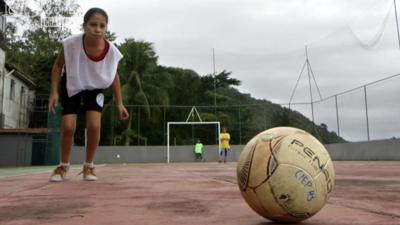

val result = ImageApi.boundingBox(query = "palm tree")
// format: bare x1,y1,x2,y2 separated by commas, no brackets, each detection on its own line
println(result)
115,39,170,145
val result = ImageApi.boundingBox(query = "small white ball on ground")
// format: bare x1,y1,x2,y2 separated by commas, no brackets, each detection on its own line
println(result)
116,154,120,158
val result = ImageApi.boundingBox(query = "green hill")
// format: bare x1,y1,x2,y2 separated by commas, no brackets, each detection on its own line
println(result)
99,63,345,146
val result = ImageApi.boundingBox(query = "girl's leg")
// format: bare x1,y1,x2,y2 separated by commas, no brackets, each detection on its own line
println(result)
218,150,223,163
60,114,77,163
85,110,102,163
50,114,77,182
223,150,228,163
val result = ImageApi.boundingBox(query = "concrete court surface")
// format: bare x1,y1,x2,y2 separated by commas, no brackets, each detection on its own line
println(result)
0,161,399,225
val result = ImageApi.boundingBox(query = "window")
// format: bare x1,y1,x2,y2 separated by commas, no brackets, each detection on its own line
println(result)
10,79,15,101
20,86,25,104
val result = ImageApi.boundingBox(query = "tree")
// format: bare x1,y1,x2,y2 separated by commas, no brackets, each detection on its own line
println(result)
200,70,241,89
2,1,80,130
114,39,170,145
271,108,292,127
4,0,79,93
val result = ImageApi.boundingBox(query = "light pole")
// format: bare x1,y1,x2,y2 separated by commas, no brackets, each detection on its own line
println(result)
394,0,400,48
213,48,216,115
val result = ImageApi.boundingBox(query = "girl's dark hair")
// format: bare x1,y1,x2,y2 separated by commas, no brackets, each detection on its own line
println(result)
83,8,108,25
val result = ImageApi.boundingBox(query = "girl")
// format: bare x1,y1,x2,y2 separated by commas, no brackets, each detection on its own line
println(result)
219,127,230,163
48,8,129,182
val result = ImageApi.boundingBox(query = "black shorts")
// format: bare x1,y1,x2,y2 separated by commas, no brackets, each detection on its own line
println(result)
60,75,105,115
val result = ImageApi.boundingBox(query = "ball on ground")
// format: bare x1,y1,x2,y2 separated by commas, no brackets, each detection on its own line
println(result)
237,127,335,222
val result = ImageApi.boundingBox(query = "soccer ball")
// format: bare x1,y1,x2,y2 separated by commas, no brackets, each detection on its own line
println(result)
237,127,335,222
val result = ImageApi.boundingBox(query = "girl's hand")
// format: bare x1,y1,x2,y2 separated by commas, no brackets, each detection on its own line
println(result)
117,104,129,120
48,93,59,113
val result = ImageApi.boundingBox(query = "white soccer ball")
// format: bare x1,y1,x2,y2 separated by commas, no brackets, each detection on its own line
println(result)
237,127,335,222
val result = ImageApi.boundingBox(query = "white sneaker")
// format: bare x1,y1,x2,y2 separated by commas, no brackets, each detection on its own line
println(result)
50,166,68,182
80,165,97,181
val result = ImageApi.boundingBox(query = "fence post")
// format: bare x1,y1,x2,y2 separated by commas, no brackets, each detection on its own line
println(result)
137,106,140,145
363,86,370,141
238,105,242,145
163,106,166,145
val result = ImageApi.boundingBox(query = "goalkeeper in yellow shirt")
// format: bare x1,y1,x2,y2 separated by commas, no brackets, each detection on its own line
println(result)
219,127,230,163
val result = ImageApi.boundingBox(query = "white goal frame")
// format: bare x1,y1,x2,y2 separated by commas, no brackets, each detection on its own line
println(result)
167,121,221,163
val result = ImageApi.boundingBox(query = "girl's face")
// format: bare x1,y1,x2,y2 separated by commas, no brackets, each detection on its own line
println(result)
83,13,107,39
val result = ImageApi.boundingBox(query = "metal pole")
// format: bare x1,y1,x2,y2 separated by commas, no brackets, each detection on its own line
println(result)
289,60,307,106
191,123,194,145
305,46,315,123
217,122,221,154
334,95,340,137
363,86,370,141
394,0,400,48
137,106,140,145
167,122,170,163
213,48,216,115
213,49,218,146
238,106,242,145
163,106,166,145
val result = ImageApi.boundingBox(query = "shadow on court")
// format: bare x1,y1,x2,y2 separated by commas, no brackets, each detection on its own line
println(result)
0,161,399,225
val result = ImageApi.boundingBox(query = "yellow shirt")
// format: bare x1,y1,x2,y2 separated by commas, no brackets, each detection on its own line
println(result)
220,132,230,149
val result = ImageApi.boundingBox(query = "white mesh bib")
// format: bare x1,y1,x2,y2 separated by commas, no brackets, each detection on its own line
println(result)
63,33,123,97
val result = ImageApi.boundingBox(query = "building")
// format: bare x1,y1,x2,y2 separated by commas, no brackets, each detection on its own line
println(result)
0,0,10,32
0,0,35,128
0,0,46,167
0,61,36,128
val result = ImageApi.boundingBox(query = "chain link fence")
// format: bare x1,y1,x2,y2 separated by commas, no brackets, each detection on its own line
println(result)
29,73,400,146
286,73,400,142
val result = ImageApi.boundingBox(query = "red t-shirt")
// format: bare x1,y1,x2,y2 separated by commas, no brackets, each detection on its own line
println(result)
63,39,110,72
84,39,110,62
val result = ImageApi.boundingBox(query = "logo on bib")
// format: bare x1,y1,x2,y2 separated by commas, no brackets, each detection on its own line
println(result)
96,93,104,107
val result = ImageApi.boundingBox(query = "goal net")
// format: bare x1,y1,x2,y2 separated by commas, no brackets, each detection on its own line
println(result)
166,121,221,163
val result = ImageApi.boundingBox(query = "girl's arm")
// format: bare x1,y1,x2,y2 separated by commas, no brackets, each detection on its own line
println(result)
111,73,123,106
111,73,129,120
48,47,65,113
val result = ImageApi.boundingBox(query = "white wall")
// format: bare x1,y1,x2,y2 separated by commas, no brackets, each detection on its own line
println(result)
0,48,5,127
66,139,400,164
1,69,32,128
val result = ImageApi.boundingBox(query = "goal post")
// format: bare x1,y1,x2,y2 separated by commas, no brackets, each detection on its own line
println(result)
167,121,221,163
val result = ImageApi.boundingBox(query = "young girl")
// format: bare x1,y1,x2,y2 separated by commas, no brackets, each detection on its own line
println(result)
219,127,230,163
48,8,129,182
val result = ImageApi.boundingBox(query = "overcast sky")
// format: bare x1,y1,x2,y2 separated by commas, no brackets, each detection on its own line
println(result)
68,0,400,140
